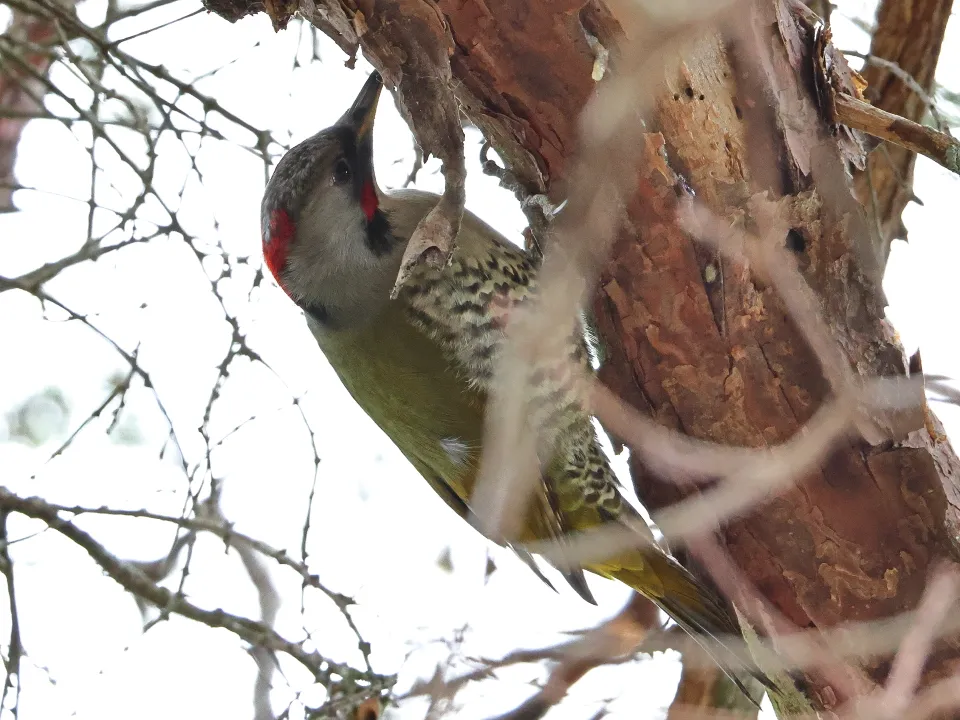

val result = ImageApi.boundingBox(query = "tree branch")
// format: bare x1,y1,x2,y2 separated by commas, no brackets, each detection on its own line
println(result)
835,93,959,176
0,487,393,695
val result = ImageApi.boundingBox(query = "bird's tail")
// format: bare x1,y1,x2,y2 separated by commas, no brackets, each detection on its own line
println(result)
610,552,774,700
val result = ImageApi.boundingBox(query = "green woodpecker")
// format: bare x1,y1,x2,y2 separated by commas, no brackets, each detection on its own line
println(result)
261,71,765,688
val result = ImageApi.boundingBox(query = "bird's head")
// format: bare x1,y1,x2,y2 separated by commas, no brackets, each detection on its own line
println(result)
260,71,402,328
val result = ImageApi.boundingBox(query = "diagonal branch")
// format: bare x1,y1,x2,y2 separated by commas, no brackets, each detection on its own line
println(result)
835,93,959,176
0,487,391,693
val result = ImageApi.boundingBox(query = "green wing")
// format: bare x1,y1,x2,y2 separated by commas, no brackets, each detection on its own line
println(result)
310,191,598,599
313,297,486,519
314,191,769,685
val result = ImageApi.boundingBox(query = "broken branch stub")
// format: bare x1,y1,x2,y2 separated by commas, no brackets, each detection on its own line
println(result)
393,170,465,295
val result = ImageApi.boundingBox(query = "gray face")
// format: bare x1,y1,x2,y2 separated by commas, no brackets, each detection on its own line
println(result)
261,124,403,331
261,69,384,257
260,129,350,243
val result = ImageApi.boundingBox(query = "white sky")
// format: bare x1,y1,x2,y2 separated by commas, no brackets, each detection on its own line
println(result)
0,2,958,719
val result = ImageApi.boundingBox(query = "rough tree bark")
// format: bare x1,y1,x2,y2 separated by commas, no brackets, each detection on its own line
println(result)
204,0,959,713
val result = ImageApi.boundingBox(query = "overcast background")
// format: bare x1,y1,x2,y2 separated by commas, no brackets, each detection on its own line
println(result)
0,2,958,718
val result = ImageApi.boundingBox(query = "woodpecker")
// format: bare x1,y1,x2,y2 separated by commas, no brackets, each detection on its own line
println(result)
261,70,768,692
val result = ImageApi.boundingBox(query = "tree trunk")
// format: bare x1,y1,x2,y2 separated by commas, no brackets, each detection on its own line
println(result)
0,5,68,212
205,0,960,712
853,0,952,261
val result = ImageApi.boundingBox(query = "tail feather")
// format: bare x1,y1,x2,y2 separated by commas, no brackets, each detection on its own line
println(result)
610,556,774,700
512,546,598,605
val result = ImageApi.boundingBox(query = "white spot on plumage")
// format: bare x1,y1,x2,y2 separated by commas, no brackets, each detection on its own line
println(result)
440,437,471,467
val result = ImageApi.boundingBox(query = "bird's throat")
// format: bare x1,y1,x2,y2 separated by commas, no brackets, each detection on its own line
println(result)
364,205,396,258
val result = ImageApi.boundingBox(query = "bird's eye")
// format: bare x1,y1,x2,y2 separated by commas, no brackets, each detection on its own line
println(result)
333,158,351,185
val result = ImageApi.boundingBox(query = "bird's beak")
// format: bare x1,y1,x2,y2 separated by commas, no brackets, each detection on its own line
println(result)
340,70,383,143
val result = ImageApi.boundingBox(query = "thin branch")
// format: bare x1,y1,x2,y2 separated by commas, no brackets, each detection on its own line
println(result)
835,93,959,175
0,512,23,720
478,595,660,720
0,487,391,692
841,50,946,131
406,595,660,714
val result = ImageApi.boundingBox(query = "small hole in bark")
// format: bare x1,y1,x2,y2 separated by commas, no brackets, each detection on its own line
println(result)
354,698,380,720
698,94,705,101
786,228,806,253
674,93,681,101
734,104,743,120
684,87,694,98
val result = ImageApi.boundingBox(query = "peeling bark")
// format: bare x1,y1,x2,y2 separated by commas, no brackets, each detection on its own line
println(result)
204,0,960,711
592,2,960,705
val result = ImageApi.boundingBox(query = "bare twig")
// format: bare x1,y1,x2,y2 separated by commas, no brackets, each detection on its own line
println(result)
0,487,391,695
0,511,24,720
834,93,960,175
406,595,660,716
841,50,946,131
